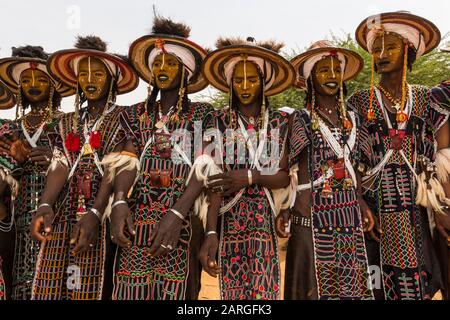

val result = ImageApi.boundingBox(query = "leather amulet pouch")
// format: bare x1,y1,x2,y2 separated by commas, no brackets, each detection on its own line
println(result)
78,172,93,199
154,133,172,159
150,169,160,187
159,169,172,188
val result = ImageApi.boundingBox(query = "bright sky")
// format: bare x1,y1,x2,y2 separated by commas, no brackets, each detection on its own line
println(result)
1,0,449,119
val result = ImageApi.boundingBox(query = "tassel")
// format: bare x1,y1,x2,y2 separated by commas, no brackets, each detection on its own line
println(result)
435,148,450,183
367,55,376,121
100,152,140,184
185,154,223,227
0,167,19,199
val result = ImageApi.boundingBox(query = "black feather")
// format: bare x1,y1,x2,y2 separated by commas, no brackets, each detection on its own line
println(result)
11,45,49,59
75,35,108,52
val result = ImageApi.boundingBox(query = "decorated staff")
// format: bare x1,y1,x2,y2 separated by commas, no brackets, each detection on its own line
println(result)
349,11,449,300
0,46,73,300
30,36,138,300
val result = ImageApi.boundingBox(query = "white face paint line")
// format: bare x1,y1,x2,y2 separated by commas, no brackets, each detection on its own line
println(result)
88,57,91,83
243,60,247,90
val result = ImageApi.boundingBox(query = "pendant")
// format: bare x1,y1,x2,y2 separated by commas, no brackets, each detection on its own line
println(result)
343,178,353,189
321,179,333,199
82,143,94,156
366,109,375,121
393,103,401,111
139,112,149,123
396,111,408,123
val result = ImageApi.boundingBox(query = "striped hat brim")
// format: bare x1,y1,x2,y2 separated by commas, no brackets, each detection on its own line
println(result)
290,47,364,89
129,34,208,94
202,45,295,96
47,49,139,95
0,57,75,97
356,11,441,55
0,80,16,110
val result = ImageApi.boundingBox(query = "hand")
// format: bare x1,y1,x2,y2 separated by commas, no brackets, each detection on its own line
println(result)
0,132,17,154
208,169,251,196
110,202,135,248
70,212,100,254
9,138,31,164
358,199,382,242
29,146,52,166
435,210,450,247
199,233,220,277
147,210,183,257
275,209,291,238
30,205,54,242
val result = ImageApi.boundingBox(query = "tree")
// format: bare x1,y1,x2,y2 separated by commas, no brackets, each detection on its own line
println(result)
203,33,450,110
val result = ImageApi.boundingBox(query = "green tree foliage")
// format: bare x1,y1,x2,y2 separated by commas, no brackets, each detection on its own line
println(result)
203,33,450,110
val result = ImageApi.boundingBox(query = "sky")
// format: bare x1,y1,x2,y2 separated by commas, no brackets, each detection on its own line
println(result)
1,0,449,119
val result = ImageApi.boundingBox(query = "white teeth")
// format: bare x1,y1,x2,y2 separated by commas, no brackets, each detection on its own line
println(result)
325,83,337,88
158,76,168,81
242,94,251,98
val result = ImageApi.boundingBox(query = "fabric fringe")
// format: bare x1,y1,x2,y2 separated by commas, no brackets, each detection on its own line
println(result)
0,167,19,199
100,152,140,184
435,148,450,183
186,154,223,228
416,171,450,215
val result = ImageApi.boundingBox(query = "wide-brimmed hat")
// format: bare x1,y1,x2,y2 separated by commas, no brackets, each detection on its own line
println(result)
47,36,139,95
0,80,15,110
290,40,364,89
355,11,441,58
129,16,207,93
0,46,75,97
202,37,295,96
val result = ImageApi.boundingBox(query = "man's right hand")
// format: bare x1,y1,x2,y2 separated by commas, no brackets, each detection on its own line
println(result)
110,202,135,248
31,205,54,242
275,209,291,238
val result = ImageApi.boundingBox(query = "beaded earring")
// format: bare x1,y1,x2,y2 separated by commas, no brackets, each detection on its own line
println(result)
367,55,376,122
396,43,409,123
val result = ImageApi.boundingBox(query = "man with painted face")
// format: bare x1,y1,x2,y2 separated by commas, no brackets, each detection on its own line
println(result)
29,36,138,300
108,15,213,300
275,40,374,300
349,12,449,300
0,46,73,300
199,37,294,300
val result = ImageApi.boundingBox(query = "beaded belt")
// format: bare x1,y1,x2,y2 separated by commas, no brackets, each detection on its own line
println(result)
290,214,311,227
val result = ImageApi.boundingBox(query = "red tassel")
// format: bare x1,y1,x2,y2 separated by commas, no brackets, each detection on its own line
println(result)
89,131,102,149
65,133,80,152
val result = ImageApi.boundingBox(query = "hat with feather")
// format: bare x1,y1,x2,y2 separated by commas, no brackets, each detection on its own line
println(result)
202,37,295,96
0,45,75,104
129,14,208,93
0,79,15,110
47,35,139,95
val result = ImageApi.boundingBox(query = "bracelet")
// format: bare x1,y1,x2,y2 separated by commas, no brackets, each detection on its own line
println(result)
170,208,185,220
89,208,102,221
247,169,253,185
38,203,51,209
205,231,218,237
111,200,128,210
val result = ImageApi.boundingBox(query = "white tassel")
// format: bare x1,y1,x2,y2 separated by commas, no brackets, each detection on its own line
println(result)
101,152,140,184
415,172,428,207
416,170,450,215
270,165,298,216
435,148,450,183
186,154,222,228
0,167,19,199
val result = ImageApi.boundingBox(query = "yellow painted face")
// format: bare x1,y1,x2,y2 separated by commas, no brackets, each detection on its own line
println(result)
232,61,261,106
77,57,111,101
372,33,405,74
20,69,51,103
152,53,181,90
312,56,342,96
